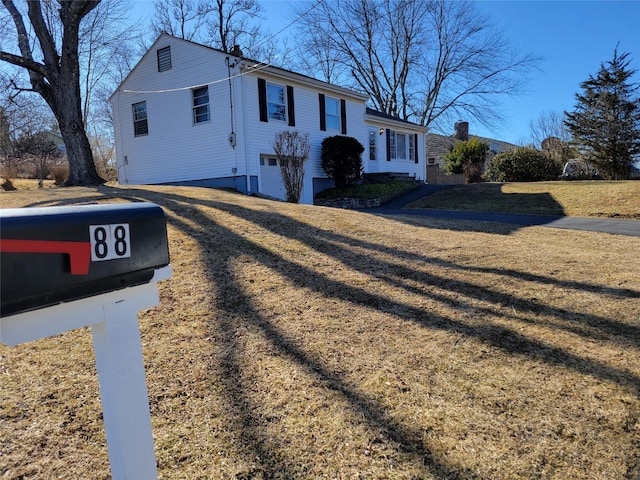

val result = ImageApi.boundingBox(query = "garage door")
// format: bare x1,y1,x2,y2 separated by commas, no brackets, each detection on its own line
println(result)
260,156,286,201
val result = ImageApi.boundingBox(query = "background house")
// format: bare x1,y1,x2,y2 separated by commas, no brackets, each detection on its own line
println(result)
110,34,427,204
426,121,516,184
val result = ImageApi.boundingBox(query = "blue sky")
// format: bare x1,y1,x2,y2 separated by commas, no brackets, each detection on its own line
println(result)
133,0,640,145
471,0,640,144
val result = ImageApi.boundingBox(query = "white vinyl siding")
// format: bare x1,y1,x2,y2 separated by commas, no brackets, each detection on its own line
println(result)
113,34,422,202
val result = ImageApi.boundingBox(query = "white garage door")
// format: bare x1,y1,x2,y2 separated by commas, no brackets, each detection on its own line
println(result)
260,156,286,201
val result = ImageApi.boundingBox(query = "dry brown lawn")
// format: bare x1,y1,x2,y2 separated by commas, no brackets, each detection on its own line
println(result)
1,184,639,479
409,181,640,219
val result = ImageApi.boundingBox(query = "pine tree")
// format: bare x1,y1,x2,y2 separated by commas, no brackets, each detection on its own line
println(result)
565,49,640,179
442,137,489,183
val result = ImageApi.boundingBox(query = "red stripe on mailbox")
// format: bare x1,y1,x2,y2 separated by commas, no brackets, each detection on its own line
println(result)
0,239,92,275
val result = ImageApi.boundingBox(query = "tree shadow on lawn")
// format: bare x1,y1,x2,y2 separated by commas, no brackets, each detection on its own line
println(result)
366,185,567,235
155,190,640,477
406,185,566,216
24,187,640,477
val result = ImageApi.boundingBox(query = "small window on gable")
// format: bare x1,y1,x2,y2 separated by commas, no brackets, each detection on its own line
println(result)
325,97,340,131
192,86,210,124
157,46,172,72
132,101,148,136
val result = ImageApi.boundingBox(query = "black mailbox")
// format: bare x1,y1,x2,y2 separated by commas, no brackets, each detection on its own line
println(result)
1,203,170,317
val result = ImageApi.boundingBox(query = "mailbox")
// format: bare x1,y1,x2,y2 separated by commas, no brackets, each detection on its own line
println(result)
1,203,170,317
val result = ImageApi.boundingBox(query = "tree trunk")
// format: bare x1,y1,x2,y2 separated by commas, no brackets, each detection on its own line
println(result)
53,74,105,186
1,0,105,186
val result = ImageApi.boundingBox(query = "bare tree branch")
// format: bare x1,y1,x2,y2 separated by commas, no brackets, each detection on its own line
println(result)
294,0,540,131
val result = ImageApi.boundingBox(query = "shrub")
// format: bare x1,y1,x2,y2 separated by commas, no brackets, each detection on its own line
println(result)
484,147,563,182
1,177,16,191
49,165,69,185
442,137,489,183
320,136,364,189
273,130,311,203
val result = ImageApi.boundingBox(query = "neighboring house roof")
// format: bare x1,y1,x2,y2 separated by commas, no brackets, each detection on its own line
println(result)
45,131,65,151
426,122,517,163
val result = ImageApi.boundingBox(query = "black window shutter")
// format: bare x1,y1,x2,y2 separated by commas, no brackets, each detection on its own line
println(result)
386,129,391,161
258,78,268,122
319,93,326,131
340,99,347,134
414,133,419,163
287,86,295,127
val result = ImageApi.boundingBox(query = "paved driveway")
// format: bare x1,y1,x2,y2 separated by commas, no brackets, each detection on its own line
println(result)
365,184,640,237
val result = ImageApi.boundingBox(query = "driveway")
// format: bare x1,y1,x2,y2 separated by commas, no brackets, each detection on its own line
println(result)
365,184,640,237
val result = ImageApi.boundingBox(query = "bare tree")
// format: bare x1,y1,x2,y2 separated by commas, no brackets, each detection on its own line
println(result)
273,130,310,203
151,0,284,63
152,0,209,42
0,0,104,185
295,0,539,131
527,111,571,148
78,0,141,127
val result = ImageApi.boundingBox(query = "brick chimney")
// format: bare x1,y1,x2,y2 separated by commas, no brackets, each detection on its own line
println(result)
454,121,469,141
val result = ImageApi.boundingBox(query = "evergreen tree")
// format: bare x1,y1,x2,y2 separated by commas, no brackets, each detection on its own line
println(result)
565,49,640,179
442,137,489,183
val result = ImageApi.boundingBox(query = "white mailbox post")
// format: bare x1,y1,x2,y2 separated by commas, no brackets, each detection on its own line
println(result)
0,203,172,480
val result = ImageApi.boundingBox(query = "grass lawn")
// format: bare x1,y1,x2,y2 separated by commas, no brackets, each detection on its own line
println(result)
1,184,639,479
409,181,640,219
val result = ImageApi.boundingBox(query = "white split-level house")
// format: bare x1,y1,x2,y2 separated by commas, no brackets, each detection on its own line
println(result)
110,34,427,204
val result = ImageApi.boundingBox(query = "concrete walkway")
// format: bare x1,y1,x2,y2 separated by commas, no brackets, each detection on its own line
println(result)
365,184,640,237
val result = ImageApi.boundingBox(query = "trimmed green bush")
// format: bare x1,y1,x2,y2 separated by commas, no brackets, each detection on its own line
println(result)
320,136,364,189
484,146,563,182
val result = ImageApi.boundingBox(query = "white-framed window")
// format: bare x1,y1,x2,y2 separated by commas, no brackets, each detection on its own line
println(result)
157,46,172,72
260,156,277,166
325,96,340,131
409,134,416,162
192,86,210,124
390,130,407,160
132,101,148,136
267,82,286,122
369,129,377,160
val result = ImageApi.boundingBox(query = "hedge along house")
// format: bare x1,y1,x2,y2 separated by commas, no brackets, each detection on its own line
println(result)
110,34,427,204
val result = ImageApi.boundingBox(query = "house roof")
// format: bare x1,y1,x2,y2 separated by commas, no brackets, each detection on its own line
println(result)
426,131,517,159
365,107,427,132
111,33,369,102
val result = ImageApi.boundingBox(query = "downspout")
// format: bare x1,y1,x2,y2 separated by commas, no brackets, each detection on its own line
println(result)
238,62,251,194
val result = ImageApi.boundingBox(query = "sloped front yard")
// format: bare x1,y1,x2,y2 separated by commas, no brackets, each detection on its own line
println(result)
1,185,639,479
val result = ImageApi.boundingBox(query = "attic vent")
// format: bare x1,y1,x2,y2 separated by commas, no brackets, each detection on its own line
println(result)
157,46,172,72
